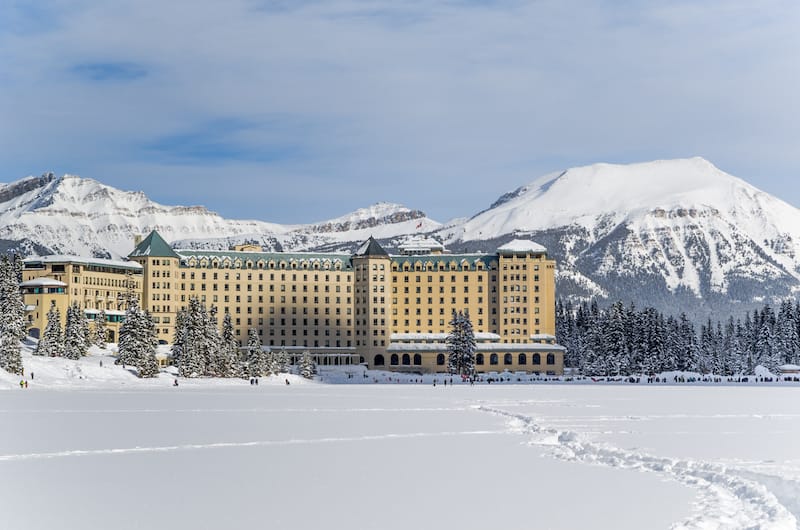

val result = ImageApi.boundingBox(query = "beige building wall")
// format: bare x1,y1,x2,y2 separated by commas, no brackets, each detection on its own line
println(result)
21,257,143,341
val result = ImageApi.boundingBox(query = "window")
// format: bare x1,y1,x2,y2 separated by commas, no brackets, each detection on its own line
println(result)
518,353,527,365
413,354,422,365
476,353,484,365
546,353,555,365
504,353,513,365
436,353,445,365
490,354,498,365
402,354,410,366
374,354,385,366
390,354,399,366
533,353,541,364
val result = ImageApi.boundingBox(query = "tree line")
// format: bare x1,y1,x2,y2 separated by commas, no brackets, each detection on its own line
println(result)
556,299,800,376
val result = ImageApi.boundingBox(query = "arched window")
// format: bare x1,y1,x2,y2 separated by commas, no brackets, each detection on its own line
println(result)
504,353,513,365
532,353,541,364
390,354,399,366
436,353,445,365
476,353,484,365
490,353,498,365
402,354,411,365
518,353,527,365
546,353,555,365
413,354,422,365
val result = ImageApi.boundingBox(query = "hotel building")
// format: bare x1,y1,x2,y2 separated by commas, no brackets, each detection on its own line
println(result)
21,232,565,374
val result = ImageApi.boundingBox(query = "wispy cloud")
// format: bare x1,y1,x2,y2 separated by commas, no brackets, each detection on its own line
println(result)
70,61,148,81
141,117,304,165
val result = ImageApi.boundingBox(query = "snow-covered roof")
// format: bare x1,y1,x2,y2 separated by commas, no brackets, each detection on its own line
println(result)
25,255,142,270
531,333,556,341
24,305,36,311
398,236,445,254
19,278,67,288
778,364,800,372
498,239,547,254
390,332,501,342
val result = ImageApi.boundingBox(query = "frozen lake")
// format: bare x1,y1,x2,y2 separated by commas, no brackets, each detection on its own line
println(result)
1,384,799,529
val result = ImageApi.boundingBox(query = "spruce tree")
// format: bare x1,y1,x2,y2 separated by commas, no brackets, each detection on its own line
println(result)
64,304,83,360
298,350,317,379
94,310,108,349
36,302,64,357
274,347,290,374
247,328,269,377
447,310,476,376
0,255,25,374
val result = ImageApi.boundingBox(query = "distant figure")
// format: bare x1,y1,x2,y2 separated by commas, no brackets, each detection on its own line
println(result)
173,379,179,387
24,381,28,388
285,378,290,386
30,371,34,380
255,378,259,385
99,360,103,368
19,380,24,389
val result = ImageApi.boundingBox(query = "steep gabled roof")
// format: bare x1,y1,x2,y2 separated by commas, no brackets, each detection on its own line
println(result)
129,231,180,259
353,236,389,258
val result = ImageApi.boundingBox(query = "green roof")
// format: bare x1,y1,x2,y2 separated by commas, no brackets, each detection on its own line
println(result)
129,231,180,259
353,237,389,257
176,249,354,270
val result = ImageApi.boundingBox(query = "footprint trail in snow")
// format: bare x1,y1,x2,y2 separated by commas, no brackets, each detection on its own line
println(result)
476,404,797,530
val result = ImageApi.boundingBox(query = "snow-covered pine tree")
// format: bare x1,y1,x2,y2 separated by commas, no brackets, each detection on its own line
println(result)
171,308,187,368
246,328,269,377
178,298,206,377
63,303,83,360
94,310,108,349
298,350,317,379
136,309,160,378
274,347,290,374
117,302,147,367
446,310,476,376
214,312,240,378
447,310,462,374
0,255,25,374
202,305,221,376
36,302,64,357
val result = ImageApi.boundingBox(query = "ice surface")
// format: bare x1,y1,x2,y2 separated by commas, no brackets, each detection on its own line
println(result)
2,359,800,530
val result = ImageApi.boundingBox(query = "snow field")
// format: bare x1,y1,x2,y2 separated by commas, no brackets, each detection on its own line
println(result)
3,384,799,529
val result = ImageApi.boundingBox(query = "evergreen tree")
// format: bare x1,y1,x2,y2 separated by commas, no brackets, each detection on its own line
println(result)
246,328,269,377
213,312,240,377
36,302,64,357
446,310,476,376
117,301,159,377
274,347,290,374
94,310,108,349
0,255,25,374
64,304,83,360
298,350,317,379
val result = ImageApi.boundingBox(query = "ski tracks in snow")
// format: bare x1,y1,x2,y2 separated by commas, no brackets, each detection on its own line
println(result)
476,404,797,530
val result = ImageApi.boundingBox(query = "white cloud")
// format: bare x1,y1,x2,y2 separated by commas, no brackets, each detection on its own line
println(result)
0,0,798,222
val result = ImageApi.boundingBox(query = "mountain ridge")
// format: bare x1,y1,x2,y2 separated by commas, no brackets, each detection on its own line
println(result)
6,158,799,319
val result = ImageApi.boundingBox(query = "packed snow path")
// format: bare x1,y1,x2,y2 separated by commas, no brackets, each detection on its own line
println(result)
477,403,797,529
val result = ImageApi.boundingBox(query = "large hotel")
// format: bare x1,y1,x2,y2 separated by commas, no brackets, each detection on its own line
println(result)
20,232,565,374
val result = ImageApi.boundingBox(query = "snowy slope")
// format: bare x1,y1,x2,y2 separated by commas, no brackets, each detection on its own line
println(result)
0,174,440,258
436,158,800,313
6,159,800,316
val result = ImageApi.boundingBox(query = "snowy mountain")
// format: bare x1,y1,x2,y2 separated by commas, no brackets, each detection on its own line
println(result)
0,174,440,258
435,157,800,317
5,158,800,317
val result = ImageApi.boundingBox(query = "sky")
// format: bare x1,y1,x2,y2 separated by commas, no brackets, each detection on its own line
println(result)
1,0,798,224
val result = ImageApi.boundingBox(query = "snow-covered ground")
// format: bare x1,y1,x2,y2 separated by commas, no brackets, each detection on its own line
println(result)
2,351,800,529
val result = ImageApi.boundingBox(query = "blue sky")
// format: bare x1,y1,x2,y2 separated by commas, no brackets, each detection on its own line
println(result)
1,0,798,224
